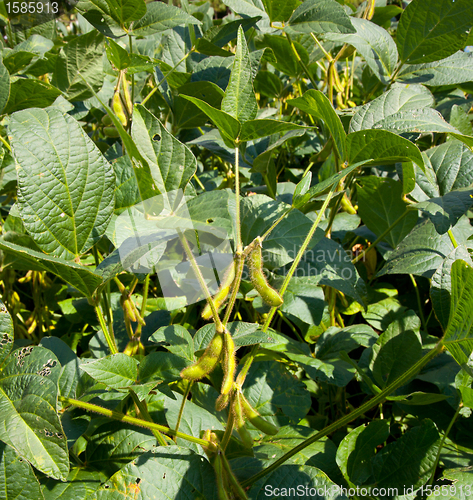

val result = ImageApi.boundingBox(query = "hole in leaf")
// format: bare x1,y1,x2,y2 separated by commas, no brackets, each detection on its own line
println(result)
206,218,214,224
136,478,141,485
153,134,161,142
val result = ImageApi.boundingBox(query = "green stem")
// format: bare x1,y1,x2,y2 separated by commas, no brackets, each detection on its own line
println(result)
241,340,444,487
135,274,150,338
129,390,168,446
448,229,458,249
128,34,135,108
260,208,293,242
94,304,118,354
409,274,427,333
174,381,192,442
220,407,234,451
352,211,409,264
428,403,461,486
59,396,210,446
237,185,337,386
0,134,11,152
286,33,317,89
234,145,242,252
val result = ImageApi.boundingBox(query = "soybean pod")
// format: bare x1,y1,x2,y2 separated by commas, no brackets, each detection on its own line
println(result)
247,238,283,307
232,392,253,448
202,261,236,320
240,392,279,436
180,332,224,381
220,451,249,500
213,453,230,500
221,331,236,397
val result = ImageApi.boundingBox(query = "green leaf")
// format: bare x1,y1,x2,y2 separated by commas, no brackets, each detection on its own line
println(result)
346,129,425,192
288,89,346,160
0,346,69,480
131,104,197,198
398,51,473,86
149,325,194,361
262,0,300,23
450,105,473,136
40,468,103,500
0,240,103,298
357,177,418,248
111,155,141,215
378,216,473,279
239,119,307,142
370,311,422,388
199,16,261,51
362,295,407,332
336,420,390,486
349,84,434,133
396,0,473,64
249,464,348,499
3,79,61,115
77,0,146,29
431,246,473,330
411,188,473,235
285,0,355,35
179,95,241,146
372,419,440,489
105,38,130,70
0,302,14,369
220,0,268,21
221,26,258,124
0,56,10,114
324,18,398,84
138,352,188,385
54,31,105,102
80,353,138,389
131,2,200,36
0,441,44,500
9,107,115,260
443,260,473,376
431,469,473,499
96,446,218,499
258,34,309,78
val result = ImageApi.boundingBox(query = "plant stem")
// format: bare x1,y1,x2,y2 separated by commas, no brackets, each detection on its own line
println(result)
222,251,244,326
409,274,427,332
59,396,210,446
447,229,458,248
234,145,242,252
128,34,135,107
0,135,11,152
260,208,293,242
352,210,409,264
286,33,317,89
130,390,168,446
241,340,444,487
428,403,462,486
174,381,192,442
94,303,118,354
220,408,234,451
135,274,150,338
237,186,337,386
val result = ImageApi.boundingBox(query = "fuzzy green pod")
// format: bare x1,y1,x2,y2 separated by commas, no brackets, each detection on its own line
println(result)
233,392,253,448
103,126,119,138
215,393,230,412
202,261,236,320
112,90,128,127
247,238,283,307
101,114,113,126
221,331,236,396
213,453,230,500
220,451,249,500
180,332,224,381
240,392,279,436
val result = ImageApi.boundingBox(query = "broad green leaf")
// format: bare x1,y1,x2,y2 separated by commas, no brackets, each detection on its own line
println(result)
396,0,473,64
191,55,234,90
111,155,140,215
80,353,138,389
398,51,473,86
0,346,69,480
138,352,188,385
325,18,398,84
0,56,10,114
285,0,355,35
40,469,103,500
411,188,473,235
221,0,268,21
179,95,241,146
249,464,348,499
289,89,346,160
371,5,403,29
198,16,261,51
244,361,311,424
357,177,418,248
149,325,194,361
443,260,473,376
362,295,407,332
0,441,44,500
96,446,218,499
77,0,146,28
336,420,390,486
3,79,61,115
254,70,283,98
240,195,323,269
239,119,307,142
194,322,276,351
416,139,473,199
431,246,473,330
0,302,14,368
221,26,258,124
0,240,103,298
131,2,200,36
131,104,197,198
105,38,130,70
262,0,300,23
258,34,309,78
346,129,425,192
315,325,377,358
9,107,115,260
430,469,473,499
349,84,434,133
450,105,473,136
372,419,440,489
86,422,156,477
54,31,105,101
378,216,473,279
370,311,422,388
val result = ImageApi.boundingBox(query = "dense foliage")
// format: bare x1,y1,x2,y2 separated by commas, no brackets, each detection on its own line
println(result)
1,0,473,498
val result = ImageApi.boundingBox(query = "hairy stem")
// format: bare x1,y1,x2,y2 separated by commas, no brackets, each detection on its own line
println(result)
130,390,168,446
94,304,118,354
174,381,193,442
